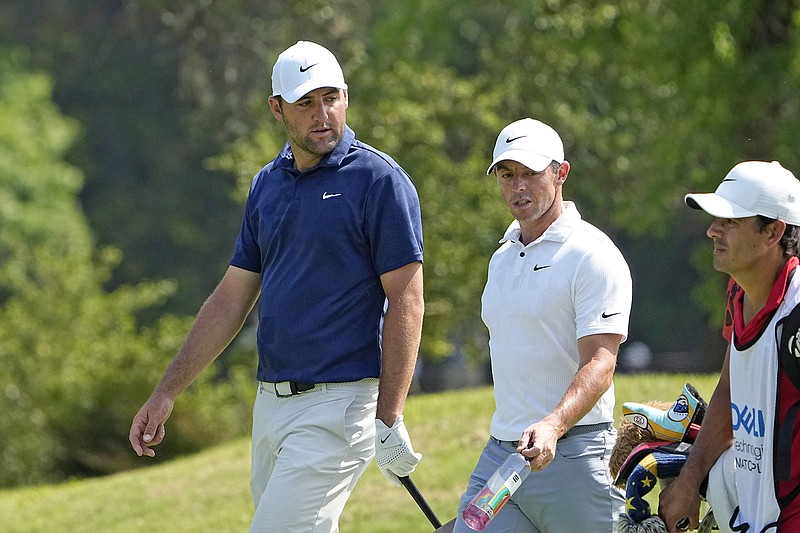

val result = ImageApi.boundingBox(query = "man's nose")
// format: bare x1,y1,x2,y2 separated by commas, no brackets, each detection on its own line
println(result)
707,218,723,238
312,100,329,121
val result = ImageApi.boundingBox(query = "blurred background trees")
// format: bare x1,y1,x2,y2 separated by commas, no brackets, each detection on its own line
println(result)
2,0,799,486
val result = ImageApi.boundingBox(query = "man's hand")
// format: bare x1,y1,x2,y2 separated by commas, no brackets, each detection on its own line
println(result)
658,475,701,532
129,394,174,458
517,419,560,471
375,416,422,486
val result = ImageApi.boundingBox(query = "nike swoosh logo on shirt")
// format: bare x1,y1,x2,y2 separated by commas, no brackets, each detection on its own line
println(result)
299,63,317,73
322,192,342,199
602,312,621,318
533,264,551,271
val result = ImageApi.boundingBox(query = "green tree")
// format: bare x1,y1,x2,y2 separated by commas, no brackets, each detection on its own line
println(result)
0,46,255,487
361,0,800,364
6,0,800,377
0,0,376,316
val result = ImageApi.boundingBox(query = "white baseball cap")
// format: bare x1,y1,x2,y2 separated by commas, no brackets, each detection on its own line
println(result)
487,118,565,174
685,161,800,225
271,41,348,104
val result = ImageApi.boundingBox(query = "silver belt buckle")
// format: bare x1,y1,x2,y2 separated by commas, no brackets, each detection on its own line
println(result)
274,382,294,397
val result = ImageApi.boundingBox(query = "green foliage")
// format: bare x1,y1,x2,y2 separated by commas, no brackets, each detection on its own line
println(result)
0,47,251,487
0,0,247,314
350,62,506,358
199,0,800,360
0,47,89,485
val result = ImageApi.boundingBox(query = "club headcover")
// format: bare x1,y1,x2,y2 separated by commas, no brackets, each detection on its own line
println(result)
615,451,688,533
614,441,692,488
621,383,707,442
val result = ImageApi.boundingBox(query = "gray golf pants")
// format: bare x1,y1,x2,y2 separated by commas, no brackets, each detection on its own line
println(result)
453,431,624,532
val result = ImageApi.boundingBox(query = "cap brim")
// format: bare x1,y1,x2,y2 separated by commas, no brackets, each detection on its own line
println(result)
684,193,757,219
278,80,348,104
487,151,553,175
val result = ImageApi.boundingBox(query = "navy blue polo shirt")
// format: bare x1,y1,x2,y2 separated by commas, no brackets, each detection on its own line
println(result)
231,127,423,383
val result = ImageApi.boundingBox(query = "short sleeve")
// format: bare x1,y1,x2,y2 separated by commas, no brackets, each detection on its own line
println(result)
363,168,423,275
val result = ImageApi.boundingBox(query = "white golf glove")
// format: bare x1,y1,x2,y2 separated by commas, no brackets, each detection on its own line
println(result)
375,415,422,486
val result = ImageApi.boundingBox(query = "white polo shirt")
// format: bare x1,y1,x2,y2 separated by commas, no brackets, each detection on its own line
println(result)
482,202,632,441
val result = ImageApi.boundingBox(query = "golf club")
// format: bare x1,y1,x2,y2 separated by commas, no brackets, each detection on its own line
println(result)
399,475,456,532
399,475,442,528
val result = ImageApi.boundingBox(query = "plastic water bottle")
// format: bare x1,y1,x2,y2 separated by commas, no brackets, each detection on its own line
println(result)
462,452,531,530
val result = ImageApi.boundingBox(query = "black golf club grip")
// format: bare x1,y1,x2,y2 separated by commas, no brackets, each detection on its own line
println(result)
399,475,443,529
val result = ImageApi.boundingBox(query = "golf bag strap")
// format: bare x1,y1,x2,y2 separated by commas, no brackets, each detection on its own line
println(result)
776,300,800,507
776,400,800,483
778,301,800,392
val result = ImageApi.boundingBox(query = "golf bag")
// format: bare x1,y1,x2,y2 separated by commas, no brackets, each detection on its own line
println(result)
612,383,717,532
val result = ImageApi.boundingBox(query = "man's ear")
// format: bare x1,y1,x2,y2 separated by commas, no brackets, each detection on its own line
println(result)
767,219,787,247
557,160,570,183
268,96,284,122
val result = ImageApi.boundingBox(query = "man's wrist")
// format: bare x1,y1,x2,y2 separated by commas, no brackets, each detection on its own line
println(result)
672,470,704,494
376,412,402,427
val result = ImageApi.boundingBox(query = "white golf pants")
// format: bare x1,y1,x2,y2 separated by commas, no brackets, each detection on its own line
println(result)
249,379,378,533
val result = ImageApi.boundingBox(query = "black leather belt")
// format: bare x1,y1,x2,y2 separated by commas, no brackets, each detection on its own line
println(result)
273,381,315,397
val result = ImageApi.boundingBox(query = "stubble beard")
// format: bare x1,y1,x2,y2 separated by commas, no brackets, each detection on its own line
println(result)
291,123,343,161
298,132,342,157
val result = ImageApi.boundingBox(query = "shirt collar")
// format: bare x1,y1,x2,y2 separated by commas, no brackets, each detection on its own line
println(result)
499,201,581,245
730,256,800,346
273,126,355,172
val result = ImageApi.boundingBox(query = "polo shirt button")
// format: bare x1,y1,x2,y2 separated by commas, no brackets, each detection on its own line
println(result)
519,251,525,257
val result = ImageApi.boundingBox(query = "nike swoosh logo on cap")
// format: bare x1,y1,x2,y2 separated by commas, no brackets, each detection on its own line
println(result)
299,63,318,73
506,135,526,143
322,192,342,199
722,178,737,182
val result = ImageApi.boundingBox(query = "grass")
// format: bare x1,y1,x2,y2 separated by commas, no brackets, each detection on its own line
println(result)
0,373,719,532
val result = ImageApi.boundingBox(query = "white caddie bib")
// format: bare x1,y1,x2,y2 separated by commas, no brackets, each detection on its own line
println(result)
727,275,800,530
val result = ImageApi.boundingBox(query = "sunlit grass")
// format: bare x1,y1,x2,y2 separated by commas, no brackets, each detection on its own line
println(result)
1,373,719,532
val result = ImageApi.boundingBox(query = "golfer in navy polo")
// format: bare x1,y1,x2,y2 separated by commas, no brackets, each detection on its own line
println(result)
129,40,425,533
